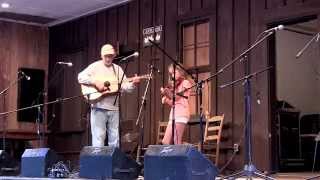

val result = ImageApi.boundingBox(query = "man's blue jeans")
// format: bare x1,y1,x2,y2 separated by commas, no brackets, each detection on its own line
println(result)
90,108,119,147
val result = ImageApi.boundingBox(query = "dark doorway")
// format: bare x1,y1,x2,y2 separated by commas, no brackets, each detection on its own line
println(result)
17,68,45,123
270,17,320,172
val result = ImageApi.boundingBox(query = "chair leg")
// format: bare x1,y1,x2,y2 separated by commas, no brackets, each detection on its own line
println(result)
215,149,219,166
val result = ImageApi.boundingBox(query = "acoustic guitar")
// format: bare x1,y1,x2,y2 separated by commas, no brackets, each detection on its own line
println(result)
81,74,150,103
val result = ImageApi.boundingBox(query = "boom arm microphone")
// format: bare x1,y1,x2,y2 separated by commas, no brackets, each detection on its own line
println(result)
264,25,284,33
57,61,73,67
119,52,139,62
295,32,320,59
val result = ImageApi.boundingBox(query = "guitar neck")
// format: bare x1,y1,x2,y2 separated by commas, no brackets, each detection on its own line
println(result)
107,74,150,84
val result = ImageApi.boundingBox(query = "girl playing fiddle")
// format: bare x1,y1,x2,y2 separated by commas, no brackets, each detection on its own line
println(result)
161,63,192,145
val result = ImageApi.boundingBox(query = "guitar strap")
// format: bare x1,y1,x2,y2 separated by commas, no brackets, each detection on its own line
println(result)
111,64,119,82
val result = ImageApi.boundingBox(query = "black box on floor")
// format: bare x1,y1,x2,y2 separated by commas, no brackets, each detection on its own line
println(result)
79,146,141,180
144,145,218,180
21,148,58,177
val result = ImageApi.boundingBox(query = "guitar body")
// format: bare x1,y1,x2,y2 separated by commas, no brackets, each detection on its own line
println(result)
81,74,150,103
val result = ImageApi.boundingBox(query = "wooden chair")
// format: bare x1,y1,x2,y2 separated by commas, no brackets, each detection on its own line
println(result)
199,114,224,166
157,121,168,144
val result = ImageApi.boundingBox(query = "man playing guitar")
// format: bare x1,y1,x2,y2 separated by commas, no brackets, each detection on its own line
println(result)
78,44,141,147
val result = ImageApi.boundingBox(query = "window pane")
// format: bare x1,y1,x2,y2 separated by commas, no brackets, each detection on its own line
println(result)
196,42,209,66
196,22,209,44
196,22,210,66
181,20,212,116
183,47,195,68
199,72,211,114
188,72,211,115
183,25,195,67
183,25,194,46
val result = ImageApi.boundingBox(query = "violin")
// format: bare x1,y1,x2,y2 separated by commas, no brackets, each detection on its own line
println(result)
160,78,184,100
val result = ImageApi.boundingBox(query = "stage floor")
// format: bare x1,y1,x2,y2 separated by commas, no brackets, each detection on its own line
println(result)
0,173,320,180
217,172,320,180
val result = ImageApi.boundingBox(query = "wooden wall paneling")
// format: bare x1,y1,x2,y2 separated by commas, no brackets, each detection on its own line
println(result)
87,15,98,63
71,22,79,48
9,23,48,130
232,0,250,168
64,23,74,50
84,14,97,147
216,0,234,155
140,0,153,145
59,52,85,131
209,10,217,118
0,21,11,132
118,5,128,45
50,25,70,132
106,8,118,45
286,0,303,6
117,5,129,124
117,4,138,145
0,21,6,118
178,0,191,16
2,22,13,130
96,11,108,50
120,0,140,150
150,0,165,144
127,0,140,52
71,22,78,48
78,18,88,49
266,0,286,9
203,0,216,9
0,21,48,137
251,0,272,171
163,0,178,139
191,0,202,11
264,1,320,23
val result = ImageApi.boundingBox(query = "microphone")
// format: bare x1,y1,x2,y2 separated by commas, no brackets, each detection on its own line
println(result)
295,32,320,59
295,49,303,59
57,61,73,67
104,81,111,87
19,71,31,80
119,52,139,62
104,81,111,91
264,25,284,33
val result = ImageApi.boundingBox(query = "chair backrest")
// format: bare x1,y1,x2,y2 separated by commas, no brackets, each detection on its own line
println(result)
204,114,224,143
157,121,168,144
202,114,224,166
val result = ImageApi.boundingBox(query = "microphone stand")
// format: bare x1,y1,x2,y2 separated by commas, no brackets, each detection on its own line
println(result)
220,66,275,180
0,92,100,118
176,30,277,150
0,93,95,150
295,32,320,59
32,64,67,148
135,65,154,162
216,30,277,180
147,39,196,145
0,73,25,151
113,58,130,148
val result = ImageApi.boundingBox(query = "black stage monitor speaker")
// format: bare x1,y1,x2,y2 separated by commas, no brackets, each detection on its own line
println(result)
144,145,218,180
79,146,141,179
21,148,58,177
0,150,19,176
